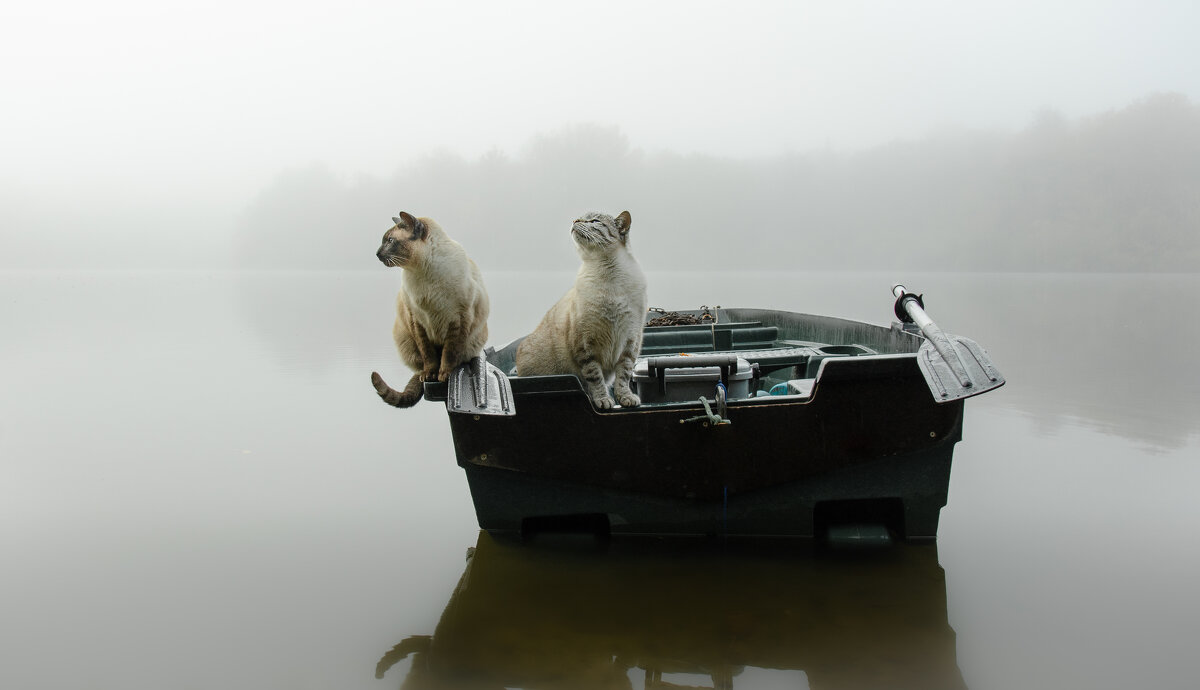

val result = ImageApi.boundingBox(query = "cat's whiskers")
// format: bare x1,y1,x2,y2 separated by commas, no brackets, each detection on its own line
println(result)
573,226,610,247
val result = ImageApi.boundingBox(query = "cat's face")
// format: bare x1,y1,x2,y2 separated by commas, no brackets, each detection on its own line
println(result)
376,212,429,268
571,211,632,255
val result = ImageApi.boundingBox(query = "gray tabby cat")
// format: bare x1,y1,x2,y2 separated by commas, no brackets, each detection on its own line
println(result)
371,212,490,408
515,211,647,409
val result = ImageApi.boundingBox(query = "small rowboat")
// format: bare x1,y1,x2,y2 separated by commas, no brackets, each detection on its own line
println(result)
426,285,1004,543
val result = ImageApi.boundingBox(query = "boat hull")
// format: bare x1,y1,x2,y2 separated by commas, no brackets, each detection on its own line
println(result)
438,353,964,541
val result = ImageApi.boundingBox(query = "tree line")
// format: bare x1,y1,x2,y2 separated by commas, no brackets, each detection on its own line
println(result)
236,92,1200,273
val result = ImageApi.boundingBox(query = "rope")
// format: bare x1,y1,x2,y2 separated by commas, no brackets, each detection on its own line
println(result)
679,396,732,426
646,306,719,327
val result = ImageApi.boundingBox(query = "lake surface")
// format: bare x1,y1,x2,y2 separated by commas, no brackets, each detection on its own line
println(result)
3,269,1198,690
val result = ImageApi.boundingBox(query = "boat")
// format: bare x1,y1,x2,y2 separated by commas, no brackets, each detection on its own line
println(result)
376,530,967,689
424,285,1004,543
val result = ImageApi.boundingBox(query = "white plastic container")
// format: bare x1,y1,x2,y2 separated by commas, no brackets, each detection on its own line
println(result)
632,356,754,403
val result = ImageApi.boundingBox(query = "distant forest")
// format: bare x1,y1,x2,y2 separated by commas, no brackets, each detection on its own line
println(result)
237,93,1200,272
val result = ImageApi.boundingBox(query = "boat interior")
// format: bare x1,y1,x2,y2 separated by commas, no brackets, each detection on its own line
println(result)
485,307,923,407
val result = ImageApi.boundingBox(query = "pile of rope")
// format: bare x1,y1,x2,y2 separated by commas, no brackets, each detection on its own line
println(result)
645,306,718,327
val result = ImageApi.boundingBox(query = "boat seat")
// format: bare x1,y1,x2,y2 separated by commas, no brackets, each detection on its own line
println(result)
640,321,780,356
718,346,811,373
639,328,714,355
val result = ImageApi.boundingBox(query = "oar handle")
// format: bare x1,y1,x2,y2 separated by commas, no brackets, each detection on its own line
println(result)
892,285,973,388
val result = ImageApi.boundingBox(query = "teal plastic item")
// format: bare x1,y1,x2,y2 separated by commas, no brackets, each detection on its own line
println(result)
769,382,790,395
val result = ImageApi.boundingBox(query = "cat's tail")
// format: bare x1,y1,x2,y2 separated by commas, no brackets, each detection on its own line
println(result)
371,371,423,408
375,635,431,679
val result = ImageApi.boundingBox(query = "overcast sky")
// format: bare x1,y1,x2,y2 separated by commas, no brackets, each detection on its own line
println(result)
2,0,1198,262
6,1,1198,178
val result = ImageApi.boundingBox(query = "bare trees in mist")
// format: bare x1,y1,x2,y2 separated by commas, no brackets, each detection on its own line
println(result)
236,93,1200,272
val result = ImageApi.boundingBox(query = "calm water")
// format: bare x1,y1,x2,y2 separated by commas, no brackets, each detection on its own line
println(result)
2,269,1198,690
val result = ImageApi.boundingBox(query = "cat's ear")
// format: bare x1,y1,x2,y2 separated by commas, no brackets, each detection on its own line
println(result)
397,211,428,240
615,211,632,237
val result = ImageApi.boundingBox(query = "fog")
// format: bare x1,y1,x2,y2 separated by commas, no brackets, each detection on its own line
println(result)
3,1,1198,271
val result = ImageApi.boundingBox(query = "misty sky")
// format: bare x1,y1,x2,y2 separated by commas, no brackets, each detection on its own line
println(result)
3,0,1198,265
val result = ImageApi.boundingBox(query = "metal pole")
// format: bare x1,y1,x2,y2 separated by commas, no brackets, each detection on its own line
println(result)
892,285,973,389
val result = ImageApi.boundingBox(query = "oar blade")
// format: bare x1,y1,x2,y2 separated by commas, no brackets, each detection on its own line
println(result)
915,335,1005,403
448,356,516,416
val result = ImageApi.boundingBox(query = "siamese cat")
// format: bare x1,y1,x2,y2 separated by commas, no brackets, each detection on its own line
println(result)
516,211,647,409
371,212,489,408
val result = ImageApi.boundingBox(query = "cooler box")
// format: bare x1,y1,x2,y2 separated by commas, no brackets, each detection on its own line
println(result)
633,355,754,403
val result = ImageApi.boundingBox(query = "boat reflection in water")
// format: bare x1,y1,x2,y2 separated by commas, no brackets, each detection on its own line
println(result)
376,532,965,689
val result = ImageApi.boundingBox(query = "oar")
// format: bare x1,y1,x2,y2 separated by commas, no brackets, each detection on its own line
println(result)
892,285,1005,402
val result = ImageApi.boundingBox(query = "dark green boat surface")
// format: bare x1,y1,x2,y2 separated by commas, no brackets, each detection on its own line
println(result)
425,306,1001,542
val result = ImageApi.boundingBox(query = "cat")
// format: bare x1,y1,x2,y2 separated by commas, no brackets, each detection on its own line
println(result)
515,211,647,409
370,212,490,408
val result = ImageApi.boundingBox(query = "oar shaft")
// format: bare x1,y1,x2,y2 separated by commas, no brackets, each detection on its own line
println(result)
892,285,973,388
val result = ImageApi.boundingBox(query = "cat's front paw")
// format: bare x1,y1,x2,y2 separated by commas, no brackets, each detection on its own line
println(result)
592,395,616,410
617,392,641,408
421,367,440,383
